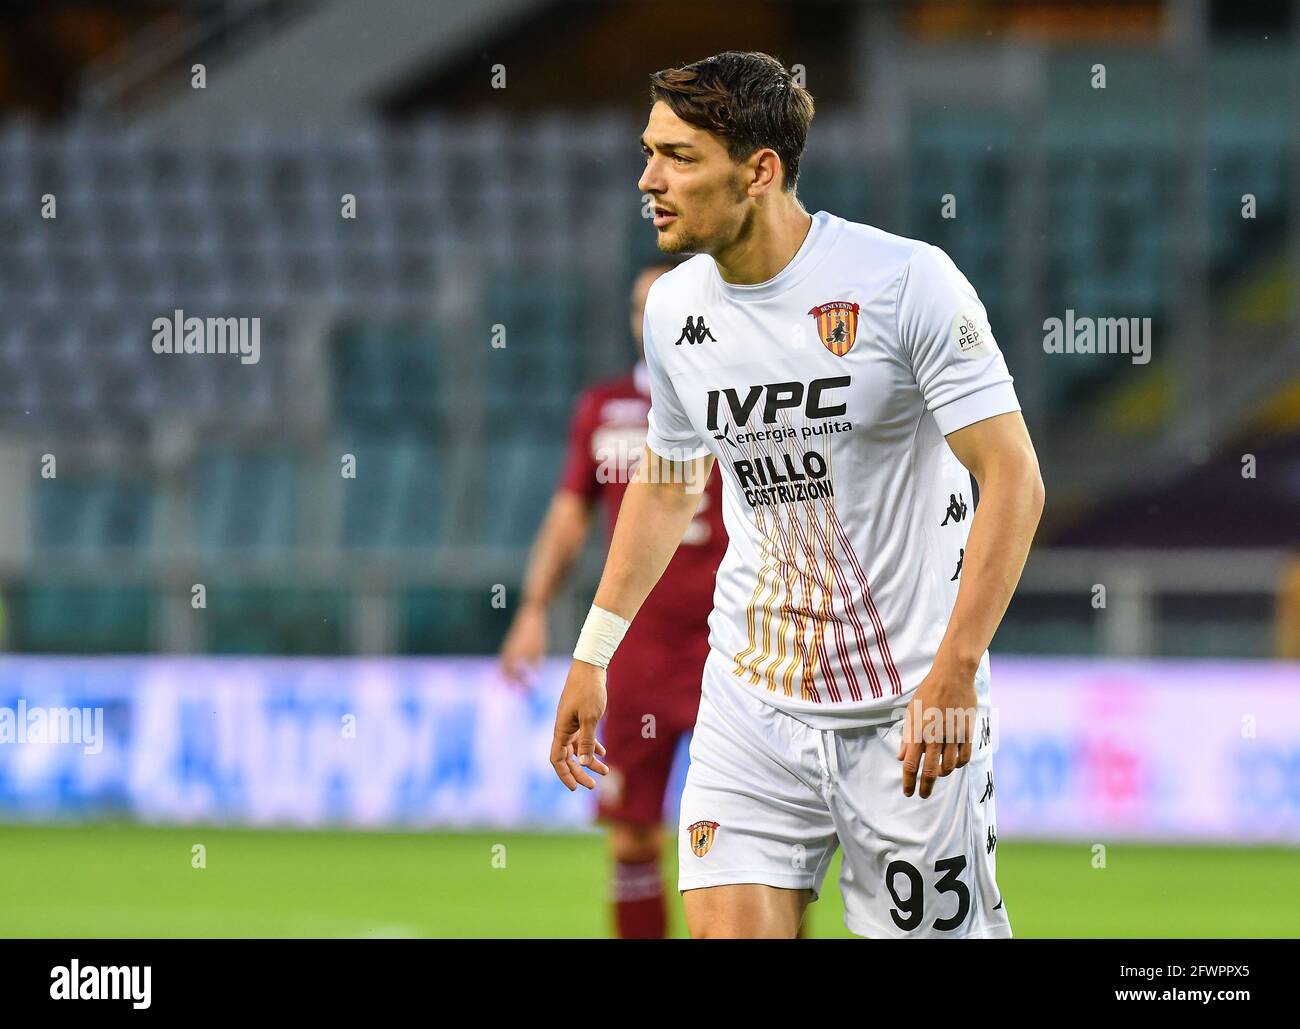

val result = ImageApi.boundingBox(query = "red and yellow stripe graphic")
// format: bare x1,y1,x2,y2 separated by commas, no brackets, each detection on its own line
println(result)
723,408,900,703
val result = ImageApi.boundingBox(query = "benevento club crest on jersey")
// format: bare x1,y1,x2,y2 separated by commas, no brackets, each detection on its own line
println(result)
807,301,861,357
686,820,720,857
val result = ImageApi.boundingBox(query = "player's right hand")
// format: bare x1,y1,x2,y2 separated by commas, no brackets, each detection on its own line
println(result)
498,603,547,689
549,659,609,791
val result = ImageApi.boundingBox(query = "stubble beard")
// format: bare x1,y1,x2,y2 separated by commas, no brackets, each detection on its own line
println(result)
656,225,701,255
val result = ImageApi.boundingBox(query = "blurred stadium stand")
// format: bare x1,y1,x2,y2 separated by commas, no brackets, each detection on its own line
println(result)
0,0,1296,660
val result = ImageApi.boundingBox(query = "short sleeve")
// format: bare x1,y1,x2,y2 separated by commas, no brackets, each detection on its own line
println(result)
555,391,600,500
643,310,710,461
896,244,1021,437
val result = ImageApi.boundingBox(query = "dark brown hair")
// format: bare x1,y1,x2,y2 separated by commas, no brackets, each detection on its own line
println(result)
649,51,815,193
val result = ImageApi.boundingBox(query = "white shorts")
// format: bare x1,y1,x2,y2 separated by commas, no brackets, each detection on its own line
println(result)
677,660,1011,939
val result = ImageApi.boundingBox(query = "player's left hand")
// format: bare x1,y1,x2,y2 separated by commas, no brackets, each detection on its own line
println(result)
896,660,978,800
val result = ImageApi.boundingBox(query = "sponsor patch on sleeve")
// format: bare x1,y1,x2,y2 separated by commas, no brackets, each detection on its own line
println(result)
952,311,996,359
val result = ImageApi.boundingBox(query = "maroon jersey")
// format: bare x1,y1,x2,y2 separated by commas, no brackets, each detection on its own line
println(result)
557,363,727,638
561,363,724,827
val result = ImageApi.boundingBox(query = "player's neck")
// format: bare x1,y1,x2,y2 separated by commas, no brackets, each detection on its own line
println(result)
711,201,813,287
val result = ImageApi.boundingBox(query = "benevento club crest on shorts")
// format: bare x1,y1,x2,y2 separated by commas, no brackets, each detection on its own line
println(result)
807,300,860,357
686,820,720,857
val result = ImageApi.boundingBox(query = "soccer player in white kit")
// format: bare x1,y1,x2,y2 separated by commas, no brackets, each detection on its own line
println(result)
550,51,1045,939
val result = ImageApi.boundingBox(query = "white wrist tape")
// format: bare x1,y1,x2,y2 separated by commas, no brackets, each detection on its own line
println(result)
573,605,631,669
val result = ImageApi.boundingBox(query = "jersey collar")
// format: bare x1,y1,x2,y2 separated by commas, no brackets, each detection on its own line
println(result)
709,209,839,303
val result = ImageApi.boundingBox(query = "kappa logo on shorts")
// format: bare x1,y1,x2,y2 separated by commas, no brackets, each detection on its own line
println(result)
686,820,720,857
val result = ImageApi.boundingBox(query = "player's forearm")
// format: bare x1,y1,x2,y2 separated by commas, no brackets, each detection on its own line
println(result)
590,449,710,622
933,454,1045,676
519,492,591,611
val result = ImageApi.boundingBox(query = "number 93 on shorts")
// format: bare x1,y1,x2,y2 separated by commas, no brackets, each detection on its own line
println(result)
677,668,1011,939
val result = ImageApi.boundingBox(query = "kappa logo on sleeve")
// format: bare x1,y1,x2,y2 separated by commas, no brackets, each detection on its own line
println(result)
686,820,721,857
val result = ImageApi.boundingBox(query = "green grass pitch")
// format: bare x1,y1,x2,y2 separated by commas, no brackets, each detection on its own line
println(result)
0,823,1295,938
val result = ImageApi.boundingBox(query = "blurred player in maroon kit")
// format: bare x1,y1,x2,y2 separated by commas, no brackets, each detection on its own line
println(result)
499,259,726,938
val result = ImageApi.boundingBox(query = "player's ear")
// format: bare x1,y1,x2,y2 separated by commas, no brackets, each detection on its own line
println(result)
746,148,782,197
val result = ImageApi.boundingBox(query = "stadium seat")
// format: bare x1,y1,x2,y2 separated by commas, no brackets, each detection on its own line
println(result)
194,449,299,553
337,433,447,549
204,585,347,655
8,584,153,654
399,586,510,655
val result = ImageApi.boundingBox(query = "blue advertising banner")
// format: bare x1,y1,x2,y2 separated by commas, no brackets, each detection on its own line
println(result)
0,655,1296,841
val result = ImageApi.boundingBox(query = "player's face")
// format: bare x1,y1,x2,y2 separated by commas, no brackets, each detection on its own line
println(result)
638,101,751,256
629,266,669,357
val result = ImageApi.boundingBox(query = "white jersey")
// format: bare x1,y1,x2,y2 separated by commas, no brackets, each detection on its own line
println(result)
642,210,1021,729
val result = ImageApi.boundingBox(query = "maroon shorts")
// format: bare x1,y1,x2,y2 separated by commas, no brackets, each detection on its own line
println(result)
595,631,708,826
